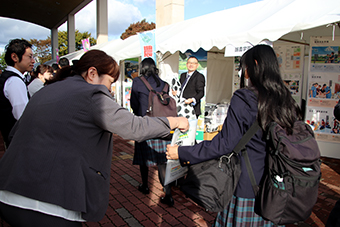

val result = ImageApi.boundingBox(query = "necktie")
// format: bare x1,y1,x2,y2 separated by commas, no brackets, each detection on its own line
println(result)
181,74,190,89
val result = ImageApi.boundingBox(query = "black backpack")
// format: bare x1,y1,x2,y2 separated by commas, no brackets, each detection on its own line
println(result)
180,120,321,224
246,121,321,225
139,76,177,118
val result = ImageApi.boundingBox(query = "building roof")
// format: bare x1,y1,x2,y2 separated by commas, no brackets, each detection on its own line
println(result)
0,0,92,29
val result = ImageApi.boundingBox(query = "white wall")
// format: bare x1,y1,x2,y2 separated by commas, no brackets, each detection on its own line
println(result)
206,52,234,104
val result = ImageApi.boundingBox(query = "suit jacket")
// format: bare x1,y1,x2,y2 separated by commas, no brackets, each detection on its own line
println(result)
178,88,267,198
0,75,171,221
180,70,205,116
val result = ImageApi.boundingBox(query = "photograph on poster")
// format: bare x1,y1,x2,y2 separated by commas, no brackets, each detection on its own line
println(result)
284,80,299,95
124,58,139,81
311,46,340,64
306,108,335,133
308,81,334,99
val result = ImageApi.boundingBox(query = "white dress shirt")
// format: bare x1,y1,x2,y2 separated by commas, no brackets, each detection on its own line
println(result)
3,66,29,120
0,190,85,222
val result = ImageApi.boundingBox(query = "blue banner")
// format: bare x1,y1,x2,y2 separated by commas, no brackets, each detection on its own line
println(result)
138,30,156,62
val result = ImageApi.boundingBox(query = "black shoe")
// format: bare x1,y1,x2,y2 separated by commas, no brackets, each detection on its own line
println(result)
138,184,149,194
160,195,174,207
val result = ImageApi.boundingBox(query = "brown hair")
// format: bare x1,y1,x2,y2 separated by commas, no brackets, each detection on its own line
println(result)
31,64,53,80
77,50,120,82
46,50,120,85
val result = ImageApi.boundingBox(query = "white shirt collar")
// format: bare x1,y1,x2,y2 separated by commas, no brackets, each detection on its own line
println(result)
5,66,24,79
187,71,194,76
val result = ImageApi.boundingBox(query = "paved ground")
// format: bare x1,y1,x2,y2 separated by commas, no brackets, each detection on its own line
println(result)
0,134,339,227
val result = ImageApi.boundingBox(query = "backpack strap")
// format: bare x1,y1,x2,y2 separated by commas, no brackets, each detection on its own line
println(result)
232,120,260,155
139,76,155,92
232,120,261,194
140,76,168,94
162,82,169,94
243,145,260,194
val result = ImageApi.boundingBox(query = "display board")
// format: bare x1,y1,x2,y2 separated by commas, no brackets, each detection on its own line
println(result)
273,43,304,105
123,58,139,112
305,36,340,143
233,43,304,105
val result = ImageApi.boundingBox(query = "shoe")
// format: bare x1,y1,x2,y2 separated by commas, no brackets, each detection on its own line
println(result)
160,195,174,207
138,184,149,194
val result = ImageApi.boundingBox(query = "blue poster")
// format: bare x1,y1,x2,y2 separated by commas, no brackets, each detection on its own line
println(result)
138,30,156,62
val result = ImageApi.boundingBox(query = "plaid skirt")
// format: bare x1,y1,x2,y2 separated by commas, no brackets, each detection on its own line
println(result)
213,195,284,227
133,139,170,167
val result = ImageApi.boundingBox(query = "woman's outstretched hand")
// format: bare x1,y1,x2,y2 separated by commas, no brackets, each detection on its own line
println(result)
167,117,189,132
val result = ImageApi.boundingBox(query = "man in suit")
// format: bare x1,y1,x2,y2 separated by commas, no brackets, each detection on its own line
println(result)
178,56,205,118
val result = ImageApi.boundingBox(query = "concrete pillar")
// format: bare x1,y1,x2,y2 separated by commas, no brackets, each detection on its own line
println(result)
67,14,76,54
97,0,108,44
51,27,58,61
156,0,184,28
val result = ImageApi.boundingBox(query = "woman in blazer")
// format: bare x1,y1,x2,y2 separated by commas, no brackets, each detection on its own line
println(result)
0,50,188,227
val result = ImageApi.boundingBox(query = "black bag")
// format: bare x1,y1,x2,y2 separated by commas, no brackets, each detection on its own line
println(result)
140,76,177,118
246,121,321,225
180,122,259,212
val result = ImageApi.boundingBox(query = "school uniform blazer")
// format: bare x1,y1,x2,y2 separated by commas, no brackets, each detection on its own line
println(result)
130,75,168,117
0,75,171,221
180,70,205,116
178,88,267,198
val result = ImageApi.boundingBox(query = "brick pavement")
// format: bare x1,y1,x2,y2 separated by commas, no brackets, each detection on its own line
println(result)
0,134,339,227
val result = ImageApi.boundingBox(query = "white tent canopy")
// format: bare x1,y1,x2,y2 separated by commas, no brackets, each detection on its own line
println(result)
63,0,340,62
156,0,340,55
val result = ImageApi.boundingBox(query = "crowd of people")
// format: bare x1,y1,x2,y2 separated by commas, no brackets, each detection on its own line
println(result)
0,38,336,227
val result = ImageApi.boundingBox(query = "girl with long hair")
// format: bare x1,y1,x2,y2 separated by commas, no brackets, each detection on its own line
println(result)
167,45,302,226
130,58,175,206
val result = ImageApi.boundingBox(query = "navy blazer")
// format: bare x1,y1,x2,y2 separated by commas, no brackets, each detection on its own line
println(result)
178,88,267,198
180,70,205,116
130,75,168,117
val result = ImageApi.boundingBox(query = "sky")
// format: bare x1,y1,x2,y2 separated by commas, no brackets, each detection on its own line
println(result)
0,0,259,53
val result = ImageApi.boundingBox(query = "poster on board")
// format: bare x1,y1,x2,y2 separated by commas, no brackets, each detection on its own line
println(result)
305,36,340,143
123,58,139,112
233,43,304,106
273,43,304,106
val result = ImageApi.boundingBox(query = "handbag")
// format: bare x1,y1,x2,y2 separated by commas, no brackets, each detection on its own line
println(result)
180,121,259,212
